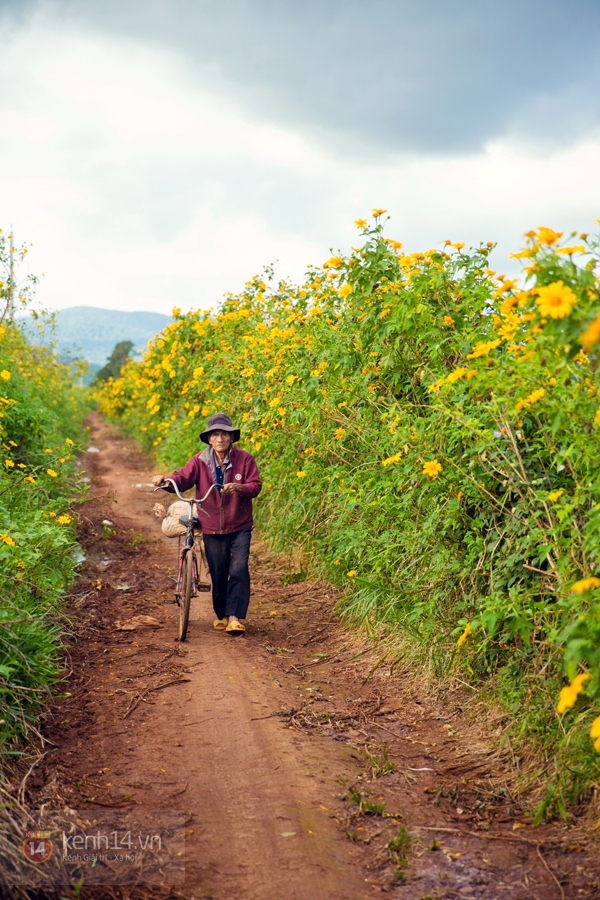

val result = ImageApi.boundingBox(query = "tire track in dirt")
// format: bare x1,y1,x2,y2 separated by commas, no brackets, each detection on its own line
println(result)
29,412,600,899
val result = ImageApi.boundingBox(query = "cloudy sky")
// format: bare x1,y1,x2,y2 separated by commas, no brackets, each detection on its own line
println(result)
2,0,600,314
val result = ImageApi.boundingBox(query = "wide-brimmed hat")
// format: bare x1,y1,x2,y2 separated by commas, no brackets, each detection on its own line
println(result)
199,412,241,444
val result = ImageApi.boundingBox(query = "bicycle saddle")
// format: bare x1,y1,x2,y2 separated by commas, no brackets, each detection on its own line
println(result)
178,515,202,528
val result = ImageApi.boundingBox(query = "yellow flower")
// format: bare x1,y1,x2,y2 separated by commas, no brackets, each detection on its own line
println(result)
354,218,367,230
334,427,345,440
372,208,388,218
446,366,467,384
442,315,454,326
47,469,58,477
590,716,600,752
537,226,563,245
498,322,518,340
24,475,35,484
346,570,357,577
382,451,402,467
467,339,501,360
423,459,442,479
325,256,343,268
510,247,534,260
296,471,306,478
581,314,600,352
65,438,74,446
556,673,590,714
0,370,10,380
556,245,586,255
571,577,600,594
427,379,444,394
548,490,564,502
515,388,546,411
457,622,471,646
339,284,352,298
172,306,181,317
4,459,14,467
56,515,72,525
536,281,577,319
595,408,600,427
0,533,16,546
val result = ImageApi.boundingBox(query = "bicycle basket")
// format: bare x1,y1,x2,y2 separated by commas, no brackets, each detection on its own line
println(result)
161,500,190,538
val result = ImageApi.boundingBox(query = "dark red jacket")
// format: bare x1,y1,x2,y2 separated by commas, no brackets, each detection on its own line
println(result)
166,446,262,535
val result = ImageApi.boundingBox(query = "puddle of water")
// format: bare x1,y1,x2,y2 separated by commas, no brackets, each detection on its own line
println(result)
71,544,86,566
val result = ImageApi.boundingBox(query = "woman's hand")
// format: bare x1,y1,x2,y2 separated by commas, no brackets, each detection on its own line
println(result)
221,483,243,496
152,475,166,487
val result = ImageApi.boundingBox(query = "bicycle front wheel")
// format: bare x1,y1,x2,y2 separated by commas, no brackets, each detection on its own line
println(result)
179,550,193,641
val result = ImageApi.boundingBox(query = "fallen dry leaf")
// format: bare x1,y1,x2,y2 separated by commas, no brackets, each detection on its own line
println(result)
114,615,162,631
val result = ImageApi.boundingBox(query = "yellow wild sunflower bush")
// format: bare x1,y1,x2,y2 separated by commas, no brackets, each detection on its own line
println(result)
0,230,90,752
98,214,600,817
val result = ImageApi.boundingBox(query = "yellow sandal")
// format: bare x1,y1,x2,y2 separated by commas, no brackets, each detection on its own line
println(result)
225,620,245,635
213,618,228,631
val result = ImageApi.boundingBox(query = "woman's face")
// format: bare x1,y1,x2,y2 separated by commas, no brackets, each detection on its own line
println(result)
208,429,233,455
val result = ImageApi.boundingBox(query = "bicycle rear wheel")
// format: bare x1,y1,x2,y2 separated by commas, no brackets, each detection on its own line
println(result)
179,550,193,641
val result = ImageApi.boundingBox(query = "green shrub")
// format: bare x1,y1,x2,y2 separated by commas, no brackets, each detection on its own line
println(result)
0,234,90,750
98,216,600,811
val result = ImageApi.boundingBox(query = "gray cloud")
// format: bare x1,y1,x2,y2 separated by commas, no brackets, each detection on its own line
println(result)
1,0,599,317
4,0,600,154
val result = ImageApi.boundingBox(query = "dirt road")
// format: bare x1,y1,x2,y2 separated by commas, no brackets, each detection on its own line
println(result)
31,413,600,899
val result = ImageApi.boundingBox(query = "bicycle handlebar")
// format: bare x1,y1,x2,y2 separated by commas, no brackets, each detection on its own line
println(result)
153,478,218,505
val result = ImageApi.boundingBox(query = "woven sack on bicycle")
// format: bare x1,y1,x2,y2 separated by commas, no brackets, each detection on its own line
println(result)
160,500,189,538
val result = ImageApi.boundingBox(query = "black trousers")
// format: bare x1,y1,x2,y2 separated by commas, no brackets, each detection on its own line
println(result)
203,529,252,620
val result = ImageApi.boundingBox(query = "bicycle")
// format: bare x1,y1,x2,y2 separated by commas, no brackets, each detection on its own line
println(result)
154,478,217,641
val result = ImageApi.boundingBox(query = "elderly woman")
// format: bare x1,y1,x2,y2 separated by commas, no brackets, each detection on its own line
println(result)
152,413,261,635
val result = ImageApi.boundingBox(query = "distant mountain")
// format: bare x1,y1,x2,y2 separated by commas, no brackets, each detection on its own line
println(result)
23,306,173,366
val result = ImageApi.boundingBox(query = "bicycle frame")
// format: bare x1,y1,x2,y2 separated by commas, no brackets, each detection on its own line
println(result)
154,478,217,599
